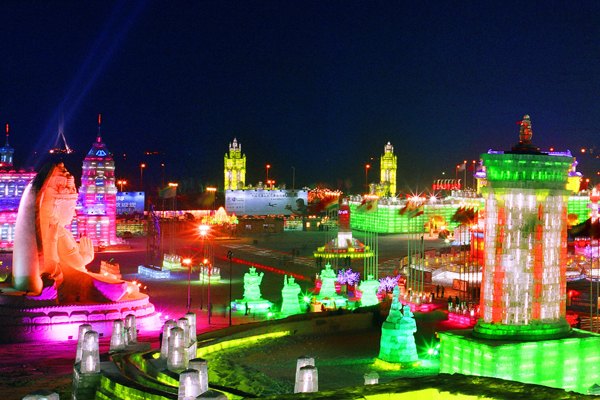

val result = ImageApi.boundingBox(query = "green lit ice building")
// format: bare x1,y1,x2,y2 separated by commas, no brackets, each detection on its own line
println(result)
438,115,600,394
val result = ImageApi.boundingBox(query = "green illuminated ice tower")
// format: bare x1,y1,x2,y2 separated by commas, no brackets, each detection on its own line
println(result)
439,115,600,394
474,114,572,340
280,275,302,316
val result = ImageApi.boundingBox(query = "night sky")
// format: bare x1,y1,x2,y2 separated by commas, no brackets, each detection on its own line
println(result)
1,1,599,195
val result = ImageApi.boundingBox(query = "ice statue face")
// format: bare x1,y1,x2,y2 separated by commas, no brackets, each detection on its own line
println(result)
56,198,77,227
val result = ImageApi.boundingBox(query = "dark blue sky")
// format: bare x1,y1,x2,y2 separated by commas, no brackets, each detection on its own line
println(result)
1,1,599,194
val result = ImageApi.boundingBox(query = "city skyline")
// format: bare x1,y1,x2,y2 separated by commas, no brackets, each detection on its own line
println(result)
1,1,599,193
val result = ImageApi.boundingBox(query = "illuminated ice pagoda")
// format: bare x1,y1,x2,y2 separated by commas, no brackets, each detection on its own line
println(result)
74,116,119,246
313,198,373,260
439,115,600,394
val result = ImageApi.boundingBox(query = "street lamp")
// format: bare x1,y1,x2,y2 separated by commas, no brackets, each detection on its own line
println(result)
161,163,165,188
455,164,460,188
183,258,192,311
117,180,127,192
266,164,271,184
227,251,233,327
199,225,209,309
292,166,295,190
140,163,146,190
365,164,371,193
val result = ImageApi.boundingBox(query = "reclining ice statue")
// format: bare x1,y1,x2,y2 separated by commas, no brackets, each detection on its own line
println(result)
12,162,136,303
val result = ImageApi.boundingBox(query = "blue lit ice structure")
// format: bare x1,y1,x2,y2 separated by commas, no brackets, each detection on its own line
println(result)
375,285,420,369
280,275,302,316
138,265,171,279
358,275,379,307
231,267,272,312
316,263,347,309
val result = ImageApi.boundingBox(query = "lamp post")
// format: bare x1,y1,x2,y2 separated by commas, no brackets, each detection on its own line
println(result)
266,164,270,185
463,160,467,191
161,163,165,188
365,164,371,193
199,225,209,310
140,163,146,190
183,258,192,311
227,250,233,327
292,166,295,190
455,164,460,188
117,180,127,192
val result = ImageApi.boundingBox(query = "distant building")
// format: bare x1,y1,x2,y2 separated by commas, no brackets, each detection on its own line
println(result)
224,138,246,190
73,122,119,246
370,142,397,197
0,126,35,250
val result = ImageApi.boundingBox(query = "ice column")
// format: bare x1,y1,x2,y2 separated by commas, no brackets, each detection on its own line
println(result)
80,331,100,373
75,324,93,363
296,365,318,393
125,314,137,344
189,358,209,394
195,390,228,399
178,369,200,400
160,319,177,359
22,389,60,400
168,327,186,371
109,319,127,352
364,371,379,385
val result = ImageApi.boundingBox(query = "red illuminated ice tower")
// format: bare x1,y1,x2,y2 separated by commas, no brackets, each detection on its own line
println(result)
76,115,118,246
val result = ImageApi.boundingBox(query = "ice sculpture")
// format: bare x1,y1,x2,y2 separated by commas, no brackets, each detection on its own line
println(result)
80,330,100,373
280,275,302,315
364,371,379,385
295,365,318,393
167,327,186,371
243,267,264,301
378,285,419,364
358,275,380,307
109,319,127,353
160,319,177,359
474,125,573,340
189,358,209,394
75,324,93,363
318,263,337,297
178,368,200,400
125,314,137,344
294,355,315,393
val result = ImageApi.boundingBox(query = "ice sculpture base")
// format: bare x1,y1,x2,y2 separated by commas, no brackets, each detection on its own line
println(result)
231,298,273,313
473,319,572,340
439,328,600,394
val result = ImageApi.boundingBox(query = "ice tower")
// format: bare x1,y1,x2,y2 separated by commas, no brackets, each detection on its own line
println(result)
76,115,119,246
438,115,600,394
474,115,572,340
380,142,397,197
224,138,246,190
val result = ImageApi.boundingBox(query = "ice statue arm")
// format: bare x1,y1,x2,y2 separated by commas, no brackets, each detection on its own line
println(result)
78,236,94,265
56,228,93,272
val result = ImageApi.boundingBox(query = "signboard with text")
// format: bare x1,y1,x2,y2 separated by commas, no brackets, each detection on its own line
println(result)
116,192,145,216
226,189,309,216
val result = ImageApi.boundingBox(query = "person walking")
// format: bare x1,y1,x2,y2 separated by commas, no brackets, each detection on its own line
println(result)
441,285,445,297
